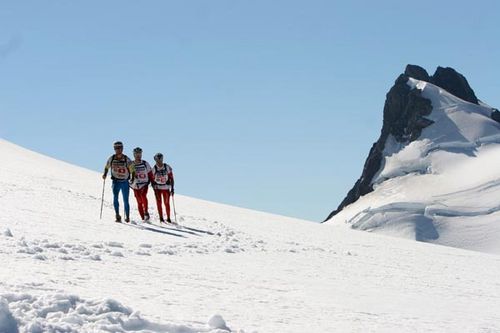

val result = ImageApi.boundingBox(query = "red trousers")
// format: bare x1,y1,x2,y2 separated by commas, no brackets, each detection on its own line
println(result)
133,186,149,220
154,189,171,219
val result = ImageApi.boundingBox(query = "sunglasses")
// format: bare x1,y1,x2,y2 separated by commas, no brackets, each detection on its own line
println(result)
114,147,123,150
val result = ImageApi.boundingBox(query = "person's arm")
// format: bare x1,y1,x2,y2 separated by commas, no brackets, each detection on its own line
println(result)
149,163,157,187
127,157,136,182
145,162,154,183
102,157,111,179
147,170,155,183
168,169,174,193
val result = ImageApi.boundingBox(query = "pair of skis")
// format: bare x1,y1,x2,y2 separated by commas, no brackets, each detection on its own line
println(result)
100,178,178,224
143,219,179,227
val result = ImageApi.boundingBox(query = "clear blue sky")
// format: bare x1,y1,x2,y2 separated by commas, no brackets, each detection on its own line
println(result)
1,1,499,221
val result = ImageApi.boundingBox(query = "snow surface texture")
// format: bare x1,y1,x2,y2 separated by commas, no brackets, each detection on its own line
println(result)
1,139,500,332
0,293,225,333
328,77,500,254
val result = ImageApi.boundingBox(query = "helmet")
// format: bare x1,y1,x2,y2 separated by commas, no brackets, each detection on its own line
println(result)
113,141,123,149
133,147,142,154
154,153,163,161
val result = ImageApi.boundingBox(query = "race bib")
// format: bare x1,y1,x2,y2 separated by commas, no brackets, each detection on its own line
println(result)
112,165,129,179
155,175,167,184
137,172,148,180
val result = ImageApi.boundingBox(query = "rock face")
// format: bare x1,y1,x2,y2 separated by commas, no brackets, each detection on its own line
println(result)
491,108,500,123
430,67,478,104
404,64,430,82
324,65,480,222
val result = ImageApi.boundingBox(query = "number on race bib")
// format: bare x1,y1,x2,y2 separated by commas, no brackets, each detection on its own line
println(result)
156,176,167,184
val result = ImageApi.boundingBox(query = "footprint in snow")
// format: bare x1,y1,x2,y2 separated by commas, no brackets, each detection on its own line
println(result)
33,254,47,261
110,251,124,257
88,254,101,261
3,228,13,237
105,241,124,248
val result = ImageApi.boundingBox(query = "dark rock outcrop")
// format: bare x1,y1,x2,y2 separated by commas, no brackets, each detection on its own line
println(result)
430,67,478,104
324,65,475,222
491,109,500,123
405,64,430,82
383,74,434,142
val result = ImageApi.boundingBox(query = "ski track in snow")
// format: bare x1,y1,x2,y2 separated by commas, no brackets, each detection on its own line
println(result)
0,217,275,262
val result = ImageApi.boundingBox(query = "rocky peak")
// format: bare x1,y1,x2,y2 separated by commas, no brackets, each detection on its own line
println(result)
430,66,478,104
324,65,482,222
404,64,430,82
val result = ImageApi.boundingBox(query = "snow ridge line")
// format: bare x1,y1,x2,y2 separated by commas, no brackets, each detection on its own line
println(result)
373,133,500,186
348,201,500,228
425,133,500,154
432,179,500,198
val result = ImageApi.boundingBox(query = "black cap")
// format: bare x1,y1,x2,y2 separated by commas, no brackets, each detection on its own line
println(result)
154,153,163,161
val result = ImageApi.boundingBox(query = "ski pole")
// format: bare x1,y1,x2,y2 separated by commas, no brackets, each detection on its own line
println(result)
171,192,177,223
99,178,106,219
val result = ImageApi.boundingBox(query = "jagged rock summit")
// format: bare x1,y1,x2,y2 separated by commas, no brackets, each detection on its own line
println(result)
326,65,495,222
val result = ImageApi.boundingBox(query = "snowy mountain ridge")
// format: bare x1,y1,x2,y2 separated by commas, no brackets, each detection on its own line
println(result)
326,66,500,254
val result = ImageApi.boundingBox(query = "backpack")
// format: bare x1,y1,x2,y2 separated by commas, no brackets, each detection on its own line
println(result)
154,163,171,185
110,154,131,181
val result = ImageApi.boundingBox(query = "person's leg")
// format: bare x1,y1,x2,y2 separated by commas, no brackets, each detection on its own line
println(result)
112,181,120,216
142,187,149,217
163,190,171,221
133,189,145,220
121,182,130,220
154,189,164,221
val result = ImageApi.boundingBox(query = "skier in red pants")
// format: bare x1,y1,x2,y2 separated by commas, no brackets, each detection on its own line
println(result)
152,153,175,223
130,147,154,221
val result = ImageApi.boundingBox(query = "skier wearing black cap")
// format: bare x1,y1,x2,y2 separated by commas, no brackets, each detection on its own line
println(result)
152,153,175,223
130,147,154,222
102,141,135,222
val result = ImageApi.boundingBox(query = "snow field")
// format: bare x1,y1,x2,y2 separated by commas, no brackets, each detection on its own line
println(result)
2,139,500,332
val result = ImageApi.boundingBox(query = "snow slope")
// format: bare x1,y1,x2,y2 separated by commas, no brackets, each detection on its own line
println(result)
327,77,500,254
1,139,500,332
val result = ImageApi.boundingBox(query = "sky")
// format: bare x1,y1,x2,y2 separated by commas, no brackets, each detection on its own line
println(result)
1,1,499,222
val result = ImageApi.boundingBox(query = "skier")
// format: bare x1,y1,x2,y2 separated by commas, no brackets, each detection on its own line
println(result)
129,147,154,222
102,141,135,223
152,153,175,223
